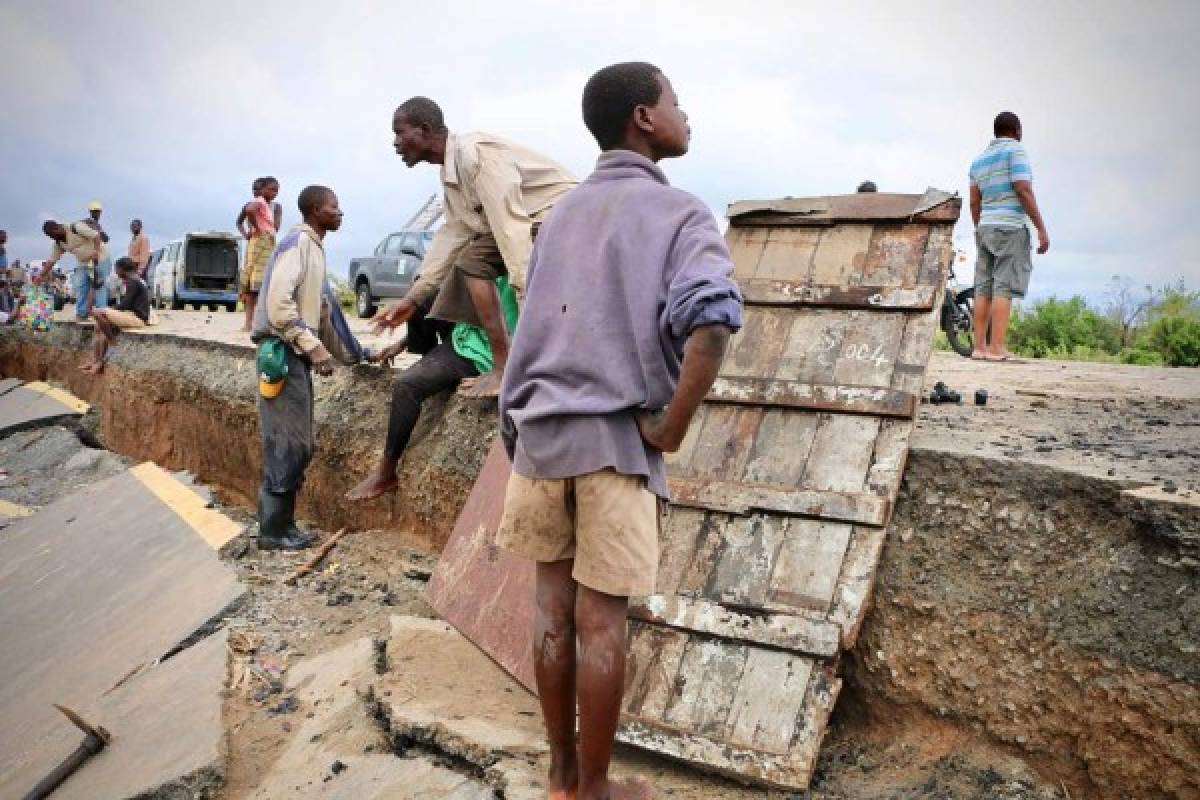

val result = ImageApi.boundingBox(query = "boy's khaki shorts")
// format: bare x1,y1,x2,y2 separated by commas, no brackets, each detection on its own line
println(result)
498,469,659,598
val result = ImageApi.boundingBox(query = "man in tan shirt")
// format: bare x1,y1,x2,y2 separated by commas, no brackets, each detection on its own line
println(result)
41,219,110,319
128,219,150,277
373,96,577,396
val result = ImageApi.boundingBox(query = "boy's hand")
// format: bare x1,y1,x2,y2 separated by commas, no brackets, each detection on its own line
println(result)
636,410,683,453
310,343,334,376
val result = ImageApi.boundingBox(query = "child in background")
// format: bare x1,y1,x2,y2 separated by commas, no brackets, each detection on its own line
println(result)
238,176,280,332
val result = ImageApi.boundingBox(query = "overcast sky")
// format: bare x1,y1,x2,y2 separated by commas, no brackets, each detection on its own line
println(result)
2,0,1196,303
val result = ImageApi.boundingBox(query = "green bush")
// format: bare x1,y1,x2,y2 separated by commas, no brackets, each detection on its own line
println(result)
329,275,355,310
1143,316,1200,367
1118,347,1166,366
1008,296,1122,359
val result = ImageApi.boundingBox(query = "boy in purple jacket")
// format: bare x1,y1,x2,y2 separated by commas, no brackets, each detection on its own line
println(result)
498,63,743,800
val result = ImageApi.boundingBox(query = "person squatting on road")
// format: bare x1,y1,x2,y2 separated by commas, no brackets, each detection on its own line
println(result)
371,96,577,397
79,257,153,375
497,62,744,800
251,185,375,551
969,110,1050,362
40,219,111,319
239,176,281,333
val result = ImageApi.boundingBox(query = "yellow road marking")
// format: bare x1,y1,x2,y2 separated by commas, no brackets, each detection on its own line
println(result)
0,499,35,519
129,462,242,549
22,381,90,414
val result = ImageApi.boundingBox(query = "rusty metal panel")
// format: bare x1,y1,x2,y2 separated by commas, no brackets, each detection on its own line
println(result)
427,439,537,692
620,191,958,790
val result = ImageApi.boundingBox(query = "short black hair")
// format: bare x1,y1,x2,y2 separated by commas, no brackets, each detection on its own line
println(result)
857,180,878,193
252,177,265,191
297,185,334,217
261,175,279,188
994,111,1021,137
395,97,447,133
115,257,137,274
582,62,663,150
42,220,59,235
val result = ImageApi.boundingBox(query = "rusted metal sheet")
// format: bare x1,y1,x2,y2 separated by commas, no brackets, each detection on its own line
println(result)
426,439,537,692
620,191,959,790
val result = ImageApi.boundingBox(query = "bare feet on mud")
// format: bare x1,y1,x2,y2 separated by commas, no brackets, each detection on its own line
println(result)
345,470,398,501
458,371,503,398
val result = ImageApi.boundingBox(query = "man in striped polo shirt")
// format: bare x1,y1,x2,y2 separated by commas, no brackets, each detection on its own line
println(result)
968,111,1049,361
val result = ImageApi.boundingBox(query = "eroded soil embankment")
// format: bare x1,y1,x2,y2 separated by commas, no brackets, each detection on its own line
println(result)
3,328,1197,798
0,327,492,549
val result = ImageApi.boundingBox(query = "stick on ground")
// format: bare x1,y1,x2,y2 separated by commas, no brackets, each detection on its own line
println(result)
284,528,349,585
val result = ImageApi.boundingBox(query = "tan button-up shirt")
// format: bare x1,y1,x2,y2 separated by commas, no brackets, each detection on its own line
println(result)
407,132,577,307
128,232,150,269
50,223,108,266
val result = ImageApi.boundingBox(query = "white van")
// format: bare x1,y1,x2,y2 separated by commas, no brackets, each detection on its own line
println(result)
151,232,241,312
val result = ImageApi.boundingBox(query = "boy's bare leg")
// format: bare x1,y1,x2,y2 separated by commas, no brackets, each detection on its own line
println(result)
459,276,509,398
242,292,257,332
535,560,580,799
971,295,992,358
575,585,652,800
82,311,114,373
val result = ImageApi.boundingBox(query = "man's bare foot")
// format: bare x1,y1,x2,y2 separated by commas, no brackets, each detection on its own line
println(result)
579,778,653,800
458,370,503,398
970,350,990,360
345,467,399,501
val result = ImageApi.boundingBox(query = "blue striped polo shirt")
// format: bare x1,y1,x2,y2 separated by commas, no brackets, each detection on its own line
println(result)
969,138,1033,228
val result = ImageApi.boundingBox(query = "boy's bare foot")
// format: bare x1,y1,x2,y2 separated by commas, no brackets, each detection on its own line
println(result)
345,467,399,501
579,778,653,800
458,371,503,398
546,753,579,800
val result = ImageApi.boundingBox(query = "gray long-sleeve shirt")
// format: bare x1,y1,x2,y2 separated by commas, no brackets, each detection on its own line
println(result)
499,150,743,498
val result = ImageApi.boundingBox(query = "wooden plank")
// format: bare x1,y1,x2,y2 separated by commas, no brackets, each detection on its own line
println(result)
766,520,854,613
740,282,936,310
708,514,787,608
727,225,770,282
674,516,725,596
742,409,818,487
719,308,793,379
668,476,889,527
623,624,689,719
801,414,881,494
810,224,874,286
728,192,961,224
775,312,848,385
708,376,916,417
890,303,943,394
663,637,747,738
831,313,908,388
685,405,761,480
727,649,813,753
827,526,888,649
918,221,955,285
861,223,931,287
655,506,711,596
630,595,840,658
865,418,913,499
617,660,842,791
755,228,820,281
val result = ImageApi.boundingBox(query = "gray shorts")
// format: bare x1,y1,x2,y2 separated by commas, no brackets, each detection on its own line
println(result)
974,226,1032,299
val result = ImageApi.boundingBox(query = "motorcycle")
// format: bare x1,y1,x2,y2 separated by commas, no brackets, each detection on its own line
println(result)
940,264,976,357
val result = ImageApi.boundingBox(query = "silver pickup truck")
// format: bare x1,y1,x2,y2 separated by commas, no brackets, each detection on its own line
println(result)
347,230,434,318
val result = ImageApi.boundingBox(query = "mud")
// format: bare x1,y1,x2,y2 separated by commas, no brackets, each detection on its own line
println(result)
2,324,1197,798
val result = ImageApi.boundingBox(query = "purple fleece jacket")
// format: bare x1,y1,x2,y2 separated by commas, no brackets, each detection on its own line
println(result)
499,150,743,498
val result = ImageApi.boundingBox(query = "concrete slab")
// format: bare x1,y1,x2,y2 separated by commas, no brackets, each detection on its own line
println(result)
0,463,245,798
45,631,230,800
247,636,496,800
0,377,21,396
0,380,88,435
